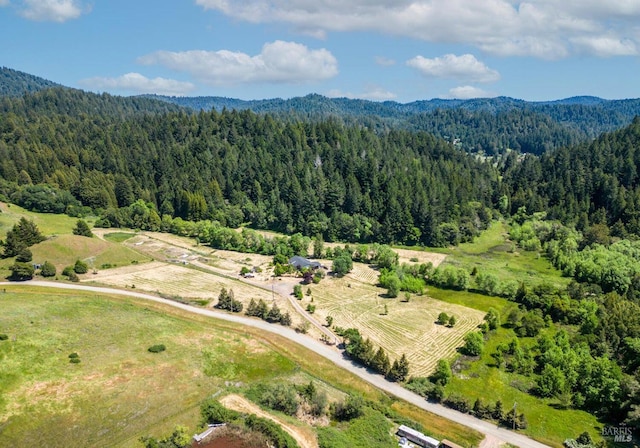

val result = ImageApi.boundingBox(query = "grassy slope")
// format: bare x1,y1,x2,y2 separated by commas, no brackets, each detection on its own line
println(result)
0,204,150,278
0,287,483,448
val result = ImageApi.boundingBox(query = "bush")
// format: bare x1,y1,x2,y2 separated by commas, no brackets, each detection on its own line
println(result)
62,265,74,276
332,394,365,421
40,260,56,277
73,219,93,237
0,334,8,341
200,398,241,424
68,272,79,282
9,262,34,281
74,259,89,274
293,284,303,299
69,357,81,364
148,344,166,353
16,247,33,263
68,352,79,358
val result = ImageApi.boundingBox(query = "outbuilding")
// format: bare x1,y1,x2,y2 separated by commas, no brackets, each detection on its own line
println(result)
397,425,439,448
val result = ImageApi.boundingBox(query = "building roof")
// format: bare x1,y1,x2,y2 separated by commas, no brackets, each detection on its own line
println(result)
289,256,322,269
397,425,440,447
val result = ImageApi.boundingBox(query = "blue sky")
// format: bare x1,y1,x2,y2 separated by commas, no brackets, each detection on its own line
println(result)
2,0,640,102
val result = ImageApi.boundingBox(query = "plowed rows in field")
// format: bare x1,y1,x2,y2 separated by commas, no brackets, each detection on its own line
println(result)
307,264,484,377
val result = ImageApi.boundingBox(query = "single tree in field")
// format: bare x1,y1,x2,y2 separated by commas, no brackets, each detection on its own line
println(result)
326,315,334,327
73,219,93,237
437,312,449,325
74,259,89,274
448,315,457,327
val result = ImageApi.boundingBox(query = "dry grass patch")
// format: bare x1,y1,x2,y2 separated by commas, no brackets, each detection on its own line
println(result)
308,267,484,377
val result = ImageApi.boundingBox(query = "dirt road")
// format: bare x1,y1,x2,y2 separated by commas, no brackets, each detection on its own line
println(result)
8,281,550,448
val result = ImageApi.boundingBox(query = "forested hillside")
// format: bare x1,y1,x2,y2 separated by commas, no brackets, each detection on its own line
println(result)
150,93,640,154
0,88,498,246
0,67,61,97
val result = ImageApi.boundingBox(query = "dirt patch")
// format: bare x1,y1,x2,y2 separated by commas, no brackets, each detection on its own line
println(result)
220,394,318,448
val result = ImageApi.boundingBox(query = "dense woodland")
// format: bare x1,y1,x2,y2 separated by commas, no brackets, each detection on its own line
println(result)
6,68,640,433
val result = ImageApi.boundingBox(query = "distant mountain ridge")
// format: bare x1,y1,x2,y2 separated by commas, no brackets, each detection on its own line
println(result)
0,66,62,97
3,66,640,154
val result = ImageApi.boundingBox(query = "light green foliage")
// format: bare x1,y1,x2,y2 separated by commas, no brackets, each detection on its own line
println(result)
463,332,484,356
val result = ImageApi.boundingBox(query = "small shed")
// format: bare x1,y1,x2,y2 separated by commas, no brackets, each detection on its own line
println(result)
397,425,439,448
289,256,322,270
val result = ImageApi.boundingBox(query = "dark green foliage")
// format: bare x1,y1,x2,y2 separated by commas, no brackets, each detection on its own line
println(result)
73,259,88,274
9,262,34,280
332,251,353,277
73,219,93,237
10,184,81,214
69,357,81,364
15,247,32,262
387,354,410,382
148,344,166,353
249,382,299,415
280,311,292,327
0,67,62,96
216,287,243,312
200,398,241,424
2,217,45,258
245,414,299,448
266,303,282,323
293,284,303,299
140,425,192,448
0,334,9,341
40,260,56,277
448,315,456,327
332,394,365,421
246,298,269,320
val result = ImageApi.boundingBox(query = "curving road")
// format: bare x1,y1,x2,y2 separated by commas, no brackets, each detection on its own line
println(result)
8,280,550,448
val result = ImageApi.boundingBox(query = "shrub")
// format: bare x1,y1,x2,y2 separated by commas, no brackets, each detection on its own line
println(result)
73,259,89,274
0,334,8,341
68,272,79,282
69,357,81,364
62,265,74,276
68,352,79,358
9,262,34,280
437,312,449,325
332,394,364,421
306,304,316,314
73,219,93,237
200,398,241,425
40,260,56,277
148,344,166,353
293,284,303,299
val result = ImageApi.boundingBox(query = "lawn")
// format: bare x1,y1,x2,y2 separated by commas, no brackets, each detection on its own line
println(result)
0,202,89,238
0,286,483,448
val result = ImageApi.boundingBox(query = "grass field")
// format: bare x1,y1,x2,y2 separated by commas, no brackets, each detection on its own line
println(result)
442,221,569,290
0,286,483,448
0,202,90,238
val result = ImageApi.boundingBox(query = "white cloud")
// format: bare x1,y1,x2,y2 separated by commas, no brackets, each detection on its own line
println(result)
447,85,496,99
195,0,640,58
407,54,499,83
570,35,637,57
19,0,87,22
138,40,338,85
0,0,10,7
327,86,397,101
375,56,396,66
79,73,196,96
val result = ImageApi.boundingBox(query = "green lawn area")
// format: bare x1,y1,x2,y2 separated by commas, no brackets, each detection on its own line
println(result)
441,221,569,290
0,202,92,238
445,326,604,447
103,232,137,243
